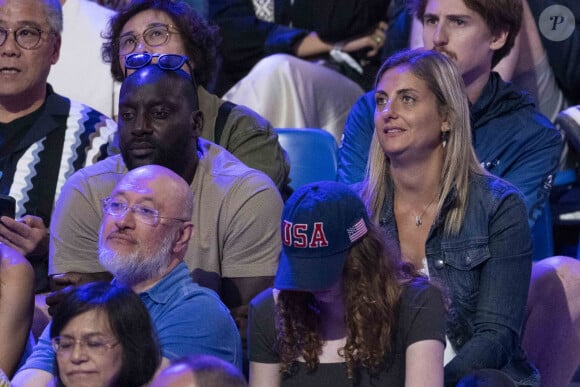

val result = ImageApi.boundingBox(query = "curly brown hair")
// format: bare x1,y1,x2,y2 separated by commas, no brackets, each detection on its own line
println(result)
275,223,419,379
101,0,221,88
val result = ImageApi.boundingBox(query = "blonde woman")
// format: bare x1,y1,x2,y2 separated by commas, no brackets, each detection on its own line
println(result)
360,49,537,386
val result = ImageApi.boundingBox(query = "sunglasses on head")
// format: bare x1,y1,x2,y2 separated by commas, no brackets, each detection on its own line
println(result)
124,53,195,86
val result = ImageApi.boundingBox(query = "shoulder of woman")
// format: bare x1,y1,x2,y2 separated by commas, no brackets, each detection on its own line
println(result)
470,172,520,196
400,277,445,305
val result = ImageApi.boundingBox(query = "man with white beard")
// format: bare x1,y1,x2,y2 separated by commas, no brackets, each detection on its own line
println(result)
13,165,242,386
97,165,189,290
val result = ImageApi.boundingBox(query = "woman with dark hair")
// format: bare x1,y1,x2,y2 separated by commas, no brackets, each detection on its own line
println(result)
248,181,446,386
101,0,219,89
50,281,160,387
96,0,290,197
361,48,538,385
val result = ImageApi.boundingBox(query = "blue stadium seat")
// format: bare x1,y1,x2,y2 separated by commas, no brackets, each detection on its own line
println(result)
275,128,338,191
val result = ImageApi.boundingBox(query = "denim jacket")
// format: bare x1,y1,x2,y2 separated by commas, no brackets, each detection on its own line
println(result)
339,73,562,230
379,173,539,386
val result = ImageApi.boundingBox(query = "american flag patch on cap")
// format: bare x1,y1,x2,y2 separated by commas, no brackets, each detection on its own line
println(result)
347,218,367,242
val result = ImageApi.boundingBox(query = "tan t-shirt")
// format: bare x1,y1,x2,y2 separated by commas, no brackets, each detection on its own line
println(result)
49,139,283,281
197,87,290,195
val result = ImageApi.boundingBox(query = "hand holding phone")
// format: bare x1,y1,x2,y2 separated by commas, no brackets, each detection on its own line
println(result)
0,195,15,219
0,213,48,257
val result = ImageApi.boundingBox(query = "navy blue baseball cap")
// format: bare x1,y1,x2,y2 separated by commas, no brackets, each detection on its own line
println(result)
274,181,370,291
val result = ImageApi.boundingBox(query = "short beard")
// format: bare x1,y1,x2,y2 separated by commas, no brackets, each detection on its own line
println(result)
98,228,177,286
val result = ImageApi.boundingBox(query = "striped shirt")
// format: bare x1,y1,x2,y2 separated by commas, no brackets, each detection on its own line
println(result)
0,85,117,291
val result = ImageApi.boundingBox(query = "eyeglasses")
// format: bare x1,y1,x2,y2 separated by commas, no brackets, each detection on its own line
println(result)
102,197,188,226
118,24,179,56
51,336,119,357
124,53,194,81
0,26,56,50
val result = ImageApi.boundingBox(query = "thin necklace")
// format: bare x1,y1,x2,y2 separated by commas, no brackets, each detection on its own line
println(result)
414,195,438,227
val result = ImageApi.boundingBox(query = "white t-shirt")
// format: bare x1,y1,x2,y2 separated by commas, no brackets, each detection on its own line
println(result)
48,0,120,118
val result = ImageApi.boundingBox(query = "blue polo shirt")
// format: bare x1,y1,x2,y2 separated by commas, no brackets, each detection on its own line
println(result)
18,262,242,374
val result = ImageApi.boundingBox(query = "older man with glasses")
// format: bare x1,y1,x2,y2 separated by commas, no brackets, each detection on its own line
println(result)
0,0,116,293
13,164,242,385
43,62,283,369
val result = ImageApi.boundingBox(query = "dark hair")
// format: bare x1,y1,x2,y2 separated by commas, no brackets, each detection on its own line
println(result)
50,282,161,387
276,222,423,378
101,0,221,88
407,0,522,67
168,355,247,387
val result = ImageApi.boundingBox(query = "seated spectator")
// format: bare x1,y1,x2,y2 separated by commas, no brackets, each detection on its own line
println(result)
0,244,34,378
210,0,388,93
409,1,579,122
361,48,537,385
48,0,118,118
209,1,388,141
494,0,580,120
48,64,282,345
50,282,160,387
101,0,291,197
494,0,580,173
151,355,247,387
248,181,446,386
339,0,561,231
0,0,117,292
13,164,242,385
340,0,580,383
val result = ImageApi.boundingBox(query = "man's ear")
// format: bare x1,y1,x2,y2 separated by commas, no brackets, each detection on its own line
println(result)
490,30,509,51
191,110,203,138
51,35,61,65
173,222,193,255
